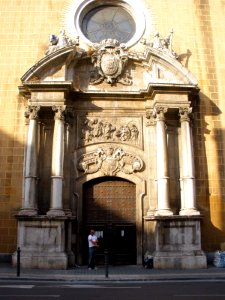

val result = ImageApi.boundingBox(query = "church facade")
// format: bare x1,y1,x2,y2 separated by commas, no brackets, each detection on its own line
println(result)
0,0,225,269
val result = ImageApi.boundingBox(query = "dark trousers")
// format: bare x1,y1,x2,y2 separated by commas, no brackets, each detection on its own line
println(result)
88,246,97,269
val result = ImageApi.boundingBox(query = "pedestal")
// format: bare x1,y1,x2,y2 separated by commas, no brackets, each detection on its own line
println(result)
147,215,207,269
12,215,75,269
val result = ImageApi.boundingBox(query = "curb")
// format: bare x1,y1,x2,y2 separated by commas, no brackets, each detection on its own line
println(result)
0,274,225,282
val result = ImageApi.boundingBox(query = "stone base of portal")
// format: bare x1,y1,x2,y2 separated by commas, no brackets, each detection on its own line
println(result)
147,215,207,269
153,251,207,269
12,215,75,269
12,251,68,269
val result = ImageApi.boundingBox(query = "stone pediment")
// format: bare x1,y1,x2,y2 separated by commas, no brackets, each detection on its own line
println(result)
20,41,198,96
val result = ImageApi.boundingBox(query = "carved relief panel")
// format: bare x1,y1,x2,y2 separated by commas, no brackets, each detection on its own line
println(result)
77,116,142,148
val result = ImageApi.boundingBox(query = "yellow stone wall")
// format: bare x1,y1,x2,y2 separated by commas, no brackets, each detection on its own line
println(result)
0,0,225,254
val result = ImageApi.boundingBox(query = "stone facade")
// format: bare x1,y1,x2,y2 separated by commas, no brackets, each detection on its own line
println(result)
0,0,225,268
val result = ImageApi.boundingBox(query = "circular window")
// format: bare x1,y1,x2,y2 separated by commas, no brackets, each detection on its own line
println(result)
68,0,146,47
82,5,136,43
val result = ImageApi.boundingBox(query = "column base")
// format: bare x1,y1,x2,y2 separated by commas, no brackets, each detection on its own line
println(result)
155,209,173,216
47,209,65,217
146,209,156,217
18,208,38,216
179,208,200,216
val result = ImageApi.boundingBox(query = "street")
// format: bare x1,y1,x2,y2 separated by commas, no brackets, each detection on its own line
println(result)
1,279,225,300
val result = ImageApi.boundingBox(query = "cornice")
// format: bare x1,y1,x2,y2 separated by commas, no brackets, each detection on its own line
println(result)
19,81,73,97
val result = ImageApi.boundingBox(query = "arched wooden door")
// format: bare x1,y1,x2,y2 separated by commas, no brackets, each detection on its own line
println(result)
83,177,136,265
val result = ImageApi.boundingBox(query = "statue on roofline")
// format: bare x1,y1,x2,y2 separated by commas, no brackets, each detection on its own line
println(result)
45,30,79,56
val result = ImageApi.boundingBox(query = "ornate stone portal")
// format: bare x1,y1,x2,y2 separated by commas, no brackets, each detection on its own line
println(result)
14,20,206,269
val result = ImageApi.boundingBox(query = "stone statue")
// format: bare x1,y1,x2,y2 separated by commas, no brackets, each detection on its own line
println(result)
45,30,79,55
152,29,178,59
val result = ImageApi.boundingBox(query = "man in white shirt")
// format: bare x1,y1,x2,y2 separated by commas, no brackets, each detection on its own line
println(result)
88,229,99,270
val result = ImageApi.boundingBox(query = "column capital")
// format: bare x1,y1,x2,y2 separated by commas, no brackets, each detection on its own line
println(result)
179,107,192,122
25,105,40,120
146,108,156,126
154,106,168,121
52,105,66,121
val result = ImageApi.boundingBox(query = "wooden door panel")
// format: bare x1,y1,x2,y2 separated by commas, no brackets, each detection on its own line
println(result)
84,177,136,224
83,177,137,265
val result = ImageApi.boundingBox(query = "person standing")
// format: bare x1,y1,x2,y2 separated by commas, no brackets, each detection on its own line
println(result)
88,229,99,270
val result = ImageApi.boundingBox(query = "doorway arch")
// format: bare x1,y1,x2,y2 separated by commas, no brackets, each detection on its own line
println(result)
82,177,137,265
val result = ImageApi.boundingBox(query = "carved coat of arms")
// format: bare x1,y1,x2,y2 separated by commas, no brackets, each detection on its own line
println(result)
90,39,132,85
98,147,124,176
77,147,143,176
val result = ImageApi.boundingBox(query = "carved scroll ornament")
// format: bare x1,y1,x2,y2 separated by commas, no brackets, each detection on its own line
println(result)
77,147,143,176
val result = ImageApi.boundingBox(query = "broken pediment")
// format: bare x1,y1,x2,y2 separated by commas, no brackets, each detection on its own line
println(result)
20,39,198,96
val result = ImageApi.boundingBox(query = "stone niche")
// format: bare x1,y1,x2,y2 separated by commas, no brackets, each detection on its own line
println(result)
12,217,69,269
152,216,207,269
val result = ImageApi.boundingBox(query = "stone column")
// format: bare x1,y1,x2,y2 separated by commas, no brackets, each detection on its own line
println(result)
179,107,200,215
155,107,173,216
19,106,40,216
63,106,74,212
146,108,157,216
47,105,66,216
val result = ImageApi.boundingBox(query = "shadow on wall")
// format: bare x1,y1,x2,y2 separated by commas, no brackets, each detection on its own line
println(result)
193,92,225,257
177,49,192,68
0,126,24,255
192,0,225,257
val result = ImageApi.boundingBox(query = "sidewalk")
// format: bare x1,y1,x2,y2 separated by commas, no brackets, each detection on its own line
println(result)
1,263,225,282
